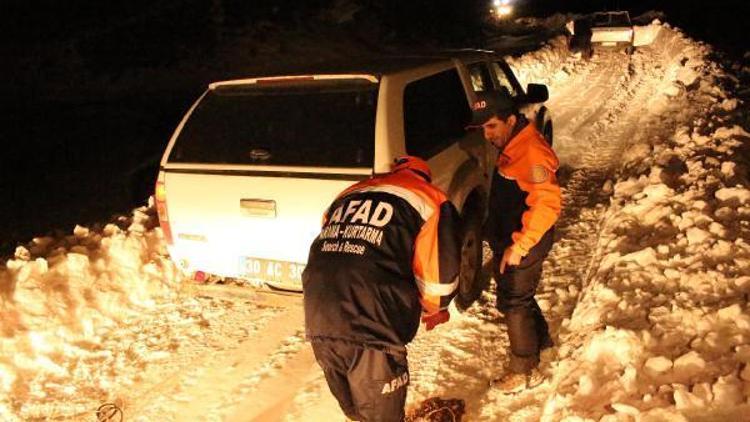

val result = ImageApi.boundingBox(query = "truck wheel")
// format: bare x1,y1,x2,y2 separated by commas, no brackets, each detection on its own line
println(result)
454,205,486,312
626,46,635,55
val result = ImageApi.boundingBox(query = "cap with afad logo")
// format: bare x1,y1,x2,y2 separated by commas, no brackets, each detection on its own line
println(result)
467,90,517,127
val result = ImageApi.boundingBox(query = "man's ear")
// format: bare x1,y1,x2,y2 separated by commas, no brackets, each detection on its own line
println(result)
506,114,517,128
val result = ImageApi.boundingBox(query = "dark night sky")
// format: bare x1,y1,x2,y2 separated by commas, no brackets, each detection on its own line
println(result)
0,0,747,255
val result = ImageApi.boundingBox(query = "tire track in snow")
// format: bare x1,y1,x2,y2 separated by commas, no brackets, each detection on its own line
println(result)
122,287,308,421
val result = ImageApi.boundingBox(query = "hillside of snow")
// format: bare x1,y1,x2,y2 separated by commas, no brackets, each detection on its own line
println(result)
1,19,749,421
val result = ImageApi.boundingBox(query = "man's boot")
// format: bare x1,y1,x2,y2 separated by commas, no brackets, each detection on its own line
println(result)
490,367,543,393
491,352,541,392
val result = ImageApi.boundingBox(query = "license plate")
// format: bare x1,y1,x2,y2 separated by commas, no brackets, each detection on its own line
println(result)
241,257,305,288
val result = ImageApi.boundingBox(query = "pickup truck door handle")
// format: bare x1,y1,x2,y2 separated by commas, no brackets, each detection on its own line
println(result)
240,199,276,218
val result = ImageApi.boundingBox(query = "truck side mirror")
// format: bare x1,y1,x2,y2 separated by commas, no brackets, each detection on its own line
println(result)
526,84,549,103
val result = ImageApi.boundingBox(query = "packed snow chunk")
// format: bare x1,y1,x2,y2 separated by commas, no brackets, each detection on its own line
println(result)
622,142,652,164
713,125,750,140
644,356,673,374
633,24,661,46
643,183,674,202
712,374,744,406
14,246,31,261
674,385,706,409
663,268,681,280
611,402,640,416
686,227,711,246
676,66,699,87
599,252,621,272
73,225,90,238
663,84,681,97
717,304,743,321
583,327,643,368
715,187,750,205
673,351,706,380
674,127,692,145
720,98,739,111
578,373,596,395
614,177,647,198
691,200,709,212
0,364,15,393
677,211,708,231
720,162,737,178
708,223,728,239
621,247,659,267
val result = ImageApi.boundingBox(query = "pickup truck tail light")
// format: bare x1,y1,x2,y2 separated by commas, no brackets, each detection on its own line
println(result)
154,177,174,245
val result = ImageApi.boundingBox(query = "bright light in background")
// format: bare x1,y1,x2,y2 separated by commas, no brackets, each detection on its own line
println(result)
491,0,513,18
497,5,512,16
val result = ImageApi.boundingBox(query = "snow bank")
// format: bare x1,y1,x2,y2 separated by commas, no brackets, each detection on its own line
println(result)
0,201,185,420
506,35,584,91
633,21,663,47
540,25,750,421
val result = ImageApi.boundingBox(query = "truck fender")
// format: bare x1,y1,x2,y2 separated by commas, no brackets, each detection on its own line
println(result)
447,159,488,221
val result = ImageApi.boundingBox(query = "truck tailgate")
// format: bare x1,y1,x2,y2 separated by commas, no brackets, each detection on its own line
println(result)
591,27,634,44
162,170,364,288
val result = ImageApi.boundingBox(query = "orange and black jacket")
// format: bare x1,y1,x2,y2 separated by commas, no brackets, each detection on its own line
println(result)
302,170,461,349
487,121,562,256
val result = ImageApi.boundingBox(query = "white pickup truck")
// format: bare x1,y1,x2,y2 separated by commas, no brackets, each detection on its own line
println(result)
155,52,553,310
591,11,635,52
568,11,635,57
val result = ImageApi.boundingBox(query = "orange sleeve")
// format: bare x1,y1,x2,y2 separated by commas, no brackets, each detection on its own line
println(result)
413,199,461,314
510,142,561,256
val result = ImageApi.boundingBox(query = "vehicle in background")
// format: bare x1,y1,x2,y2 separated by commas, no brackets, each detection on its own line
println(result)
567,11,636,58
154,52,552,311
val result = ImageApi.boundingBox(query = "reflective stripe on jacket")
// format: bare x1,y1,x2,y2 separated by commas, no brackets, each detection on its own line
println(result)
494,124,561,255
303,170,461,348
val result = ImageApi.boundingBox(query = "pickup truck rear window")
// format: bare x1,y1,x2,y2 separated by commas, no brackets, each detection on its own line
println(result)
168,80,378,167
593,12,631,27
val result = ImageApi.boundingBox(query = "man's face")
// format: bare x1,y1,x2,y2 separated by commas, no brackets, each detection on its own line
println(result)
481,115,516,149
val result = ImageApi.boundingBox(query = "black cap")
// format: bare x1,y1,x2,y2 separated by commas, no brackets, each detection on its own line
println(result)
467,90,517,127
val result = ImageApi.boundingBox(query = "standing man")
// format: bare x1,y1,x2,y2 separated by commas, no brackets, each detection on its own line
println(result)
468,91,562,392
303,156,461,421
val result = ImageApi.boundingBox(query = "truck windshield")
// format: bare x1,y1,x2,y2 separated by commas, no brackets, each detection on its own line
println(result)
168,79,378,168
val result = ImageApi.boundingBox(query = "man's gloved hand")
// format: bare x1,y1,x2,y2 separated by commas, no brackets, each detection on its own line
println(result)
421,310,450,331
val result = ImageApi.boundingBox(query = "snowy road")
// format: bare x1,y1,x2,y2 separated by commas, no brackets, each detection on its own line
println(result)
3,21,749,422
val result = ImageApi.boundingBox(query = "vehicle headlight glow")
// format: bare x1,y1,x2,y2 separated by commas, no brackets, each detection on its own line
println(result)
496,5,512,17
491,0,513,17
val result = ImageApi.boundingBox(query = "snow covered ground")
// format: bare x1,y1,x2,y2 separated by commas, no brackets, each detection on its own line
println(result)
1,20,749,421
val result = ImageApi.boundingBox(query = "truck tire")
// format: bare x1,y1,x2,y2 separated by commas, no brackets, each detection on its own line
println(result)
454,200,487,312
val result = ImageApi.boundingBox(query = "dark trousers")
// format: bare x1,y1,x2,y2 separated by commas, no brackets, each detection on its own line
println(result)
492,229,554,374
311,340,409,422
